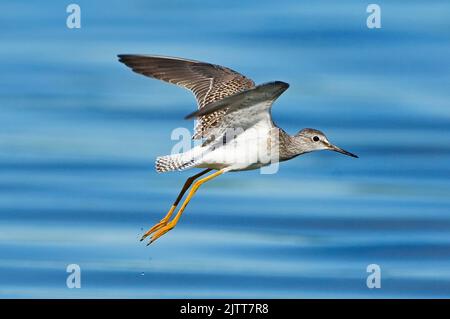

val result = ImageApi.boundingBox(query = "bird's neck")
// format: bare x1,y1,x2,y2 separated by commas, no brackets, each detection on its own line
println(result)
278,129,306,161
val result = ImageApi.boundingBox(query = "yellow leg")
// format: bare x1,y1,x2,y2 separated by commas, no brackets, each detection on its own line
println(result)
141,169,212,241
147,169,225,245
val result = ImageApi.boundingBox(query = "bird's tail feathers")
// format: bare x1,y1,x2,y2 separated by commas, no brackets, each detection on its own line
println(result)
155,153,197,173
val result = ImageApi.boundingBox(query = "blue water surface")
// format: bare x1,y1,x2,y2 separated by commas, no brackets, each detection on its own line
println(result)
0,0,450,298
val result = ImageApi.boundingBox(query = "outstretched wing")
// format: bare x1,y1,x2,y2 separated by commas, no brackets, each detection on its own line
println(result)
186,81,290,142
117,54,255,139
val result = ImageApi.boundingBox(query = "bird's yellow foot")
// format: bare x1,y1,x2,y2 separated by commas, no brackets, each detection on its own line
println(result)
140,205,176,241
140,220,168,241
147,222,175,245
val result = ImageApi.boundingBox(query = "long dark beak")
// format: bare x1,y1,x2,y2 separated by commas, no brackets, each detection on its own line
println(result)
329,144,358,158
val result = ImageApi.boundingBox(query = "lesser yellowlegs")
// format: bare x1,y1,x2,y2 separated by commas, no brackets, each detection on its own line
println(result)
118,54,358,245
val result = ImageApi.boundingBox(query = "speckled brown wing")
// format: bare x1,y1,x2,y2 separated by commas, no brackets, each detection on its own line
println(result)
186,81,289,146
117,55,255,139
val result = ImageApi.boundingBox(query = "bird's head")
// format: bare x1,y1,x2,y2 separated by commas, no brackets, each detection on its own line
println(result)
293,128,358,158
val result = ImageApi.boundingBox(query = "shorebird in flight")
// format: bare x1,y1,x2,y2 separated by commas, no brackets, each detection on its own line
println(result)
118,54,358,245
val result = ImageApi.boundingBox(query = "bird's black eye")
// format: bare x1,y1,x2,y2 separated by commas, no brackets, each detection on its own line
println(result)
313,136,320,142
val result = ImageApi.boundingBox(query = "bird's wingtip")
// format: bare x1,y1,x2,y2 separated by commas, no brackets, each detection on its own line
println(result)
274,81,289,89
117,54,130,60
117,54,140,62
184,111,197,120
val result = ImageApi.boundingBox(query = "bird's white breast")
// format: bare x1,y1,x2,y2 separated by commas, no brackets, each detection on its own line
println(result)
196,114,277,171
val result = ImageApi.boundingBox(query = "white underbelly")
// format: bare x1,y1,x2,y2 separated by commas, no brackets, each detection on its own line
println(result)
195,121,278,171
